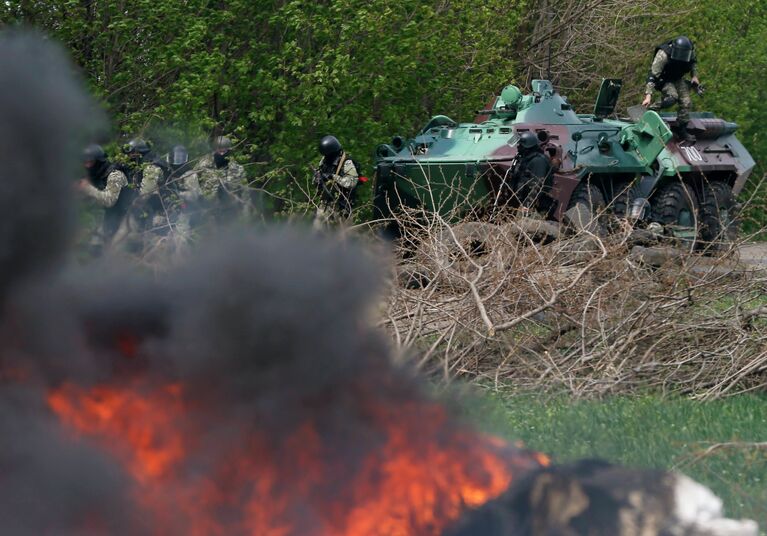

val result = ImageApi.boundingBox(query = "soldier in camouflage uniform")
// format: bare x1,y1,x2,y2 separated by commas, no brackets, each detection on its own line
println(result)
165,144,194,211
184,136,247,223
313,135,359,229
78,144,130,248
111,138,168,251
158,145,194,247
641,36,700,143
157,145,194,220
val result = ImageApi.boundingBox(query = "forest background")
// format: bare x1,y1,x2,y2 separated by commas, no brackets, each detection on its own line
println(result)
1,0,765,221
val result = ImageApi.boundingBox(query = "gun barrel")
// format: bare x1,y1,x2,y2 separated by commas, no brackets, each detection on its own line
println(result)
694,118,738,139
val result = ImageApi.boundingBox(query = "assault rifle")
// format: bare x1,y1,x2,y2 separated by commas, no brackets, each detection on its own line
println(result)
313,168,337,202
313,168,335,187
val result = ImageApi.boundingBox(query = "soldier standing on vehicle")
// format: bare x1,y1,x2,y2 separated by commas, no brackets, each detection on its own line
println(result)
641,36,700,143
78,144,130,249
184,136,247,223
511,131,553,215
313,135,360,228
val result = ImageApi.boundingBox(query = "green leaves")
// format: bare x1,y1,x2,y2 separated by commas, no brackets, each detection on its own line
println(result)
5,0,524,163
10,0,761,224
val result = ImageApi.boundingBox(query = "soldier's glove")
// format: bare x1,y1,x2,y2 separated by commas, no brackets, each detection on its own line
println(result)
687,80,705,97
312,170,323,186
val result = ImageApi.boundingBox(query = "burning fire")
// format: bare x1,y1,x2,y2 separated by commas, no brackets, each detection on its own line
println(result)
48,379,548,535
48,382,186,483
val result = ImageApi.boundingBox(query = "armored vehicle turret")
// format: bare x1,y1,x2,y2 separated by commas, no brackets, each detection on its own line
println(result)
373,79,755,243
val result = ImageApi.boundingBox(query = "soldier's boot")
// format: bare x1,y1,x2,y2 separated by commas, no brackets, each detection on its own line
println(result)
677,122,696,144
649,97,677,112
660,96,677,109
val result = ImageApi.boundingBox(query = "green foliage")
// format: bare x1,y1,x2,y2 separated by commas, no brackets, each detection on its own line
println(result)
462,390,767,524
683,1,767,170
1,0,526,213
679,0,767,229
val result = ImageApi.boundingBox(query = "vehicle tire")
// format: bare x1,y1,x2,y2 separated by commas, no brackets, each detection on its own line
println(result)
564,182,607,235
651,181,699,229
604,180,638,218
699,181,738,246
567,181,606,214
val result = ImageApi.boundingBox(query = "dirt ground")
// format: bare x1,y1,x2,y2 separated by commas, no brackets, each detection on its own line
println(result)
736,242,767,268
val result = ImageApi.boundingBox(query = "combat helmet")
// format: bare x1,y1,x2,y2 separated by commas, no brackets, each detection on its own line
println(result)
501,85,523,109
83,143,107,164
123,139,151,166
213,136,233,154
169,145,189,168
517,131,540,152
319,135,342,157
670,36,693,62
123,138,151,155
83,143,110,180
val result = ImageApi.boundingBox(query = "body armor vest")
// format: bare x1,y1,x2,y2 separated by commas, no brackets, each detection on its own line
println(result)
654,42,695,85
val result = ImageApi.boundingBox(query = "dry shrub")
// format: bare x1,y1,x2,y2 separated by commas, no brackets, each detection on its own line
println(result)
382,201,767,399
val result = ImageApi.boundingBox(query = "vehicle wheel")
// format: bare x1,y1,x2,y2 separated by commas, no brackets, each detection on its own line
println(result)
699,181,738,245
604,180,638,218
565,182,607,234
651,181,699,230
567,182,606,213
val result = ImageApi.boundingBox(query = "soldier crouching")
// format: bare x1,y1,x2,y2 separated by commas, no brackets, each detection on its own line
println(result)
642,36,701,143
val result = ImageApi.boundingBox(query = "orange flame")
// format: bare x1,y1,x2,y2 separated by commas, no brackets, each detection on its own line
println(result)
48,382,186,483
48,381,547,535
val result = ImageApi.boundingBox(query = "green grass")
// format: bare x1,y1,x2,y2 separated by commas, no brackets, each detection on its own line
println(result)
459,390,767,526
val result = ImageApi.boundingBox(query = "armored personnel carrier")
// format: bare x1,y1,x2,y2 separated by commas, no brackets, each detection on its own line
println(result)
373,79,755,243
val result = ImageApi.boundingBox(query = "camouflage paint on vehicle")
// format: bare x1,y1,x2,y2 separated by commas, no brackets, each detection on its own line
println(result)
373,79,755,226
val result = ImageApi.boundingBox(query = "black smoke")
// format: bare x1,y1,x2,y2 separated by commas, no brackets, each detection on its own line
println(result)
0,30,98,299
0,30,139,535
0,386,134,535
0,29,542,536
